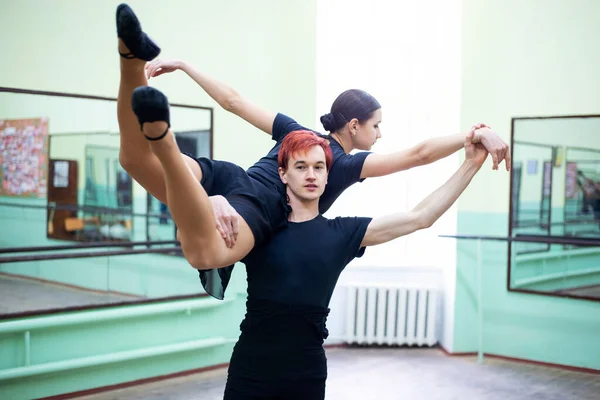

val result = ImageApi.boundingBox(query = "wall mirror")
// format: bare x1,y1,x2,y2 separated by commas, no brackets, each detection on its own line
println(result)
509,116,600,301
0,87,213,319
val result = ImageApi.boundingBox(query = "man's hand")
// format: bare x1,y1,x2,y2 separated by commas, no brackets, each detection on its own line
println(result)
145,58,182,79
465,130,489,168
209,196,240,248
471,124,511,171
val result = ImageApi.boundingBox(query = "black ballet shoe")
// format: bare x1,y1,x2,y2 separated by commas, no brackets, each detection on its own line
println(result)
131,86,171,141
116,4,161,61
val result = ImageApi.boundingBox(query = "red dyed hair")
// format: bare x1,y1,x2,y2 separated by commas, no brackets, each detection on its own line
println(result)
278,130,333,171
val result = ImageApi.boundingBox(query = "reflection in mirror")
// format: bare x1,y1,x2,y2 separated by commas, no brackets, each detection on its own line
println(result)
47,134,135,242
564,147,600,243
0,88,213,318
511,142,553,254
509,116,600,301
83,145,133,241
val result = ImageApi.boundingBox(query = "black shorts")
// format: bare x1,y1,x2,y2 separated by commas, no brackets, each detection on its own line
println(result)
184,156,290,300
188,156,289,247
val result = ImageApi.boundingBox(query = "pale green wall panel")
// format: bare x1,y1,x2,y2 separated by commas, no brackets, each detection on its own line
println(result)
453,212,600,370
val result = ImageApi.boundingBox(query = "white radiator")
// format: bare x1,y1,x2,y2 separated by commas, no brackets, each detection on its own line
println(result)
344,285,438,347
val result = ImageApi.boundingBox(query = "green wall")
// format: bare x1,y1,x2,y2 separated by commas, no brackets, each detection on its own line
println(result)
0,296,246,400
454,213,600,369
0,0,317,168
458,0,600,370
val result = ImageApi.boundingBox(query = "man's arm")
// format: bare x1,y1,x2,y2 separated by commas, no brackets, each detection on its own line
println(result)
145,59,276,135
361,137,487,247
360,126,510,179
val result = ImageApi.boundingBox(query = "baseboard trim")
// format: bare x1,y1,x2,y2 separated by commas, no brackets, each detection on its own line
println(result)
437,344,600,374
38,363,230,400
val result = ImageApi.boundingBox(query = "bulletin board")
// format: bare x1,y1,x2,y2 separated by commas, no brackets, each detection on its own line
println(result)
0,118,49,198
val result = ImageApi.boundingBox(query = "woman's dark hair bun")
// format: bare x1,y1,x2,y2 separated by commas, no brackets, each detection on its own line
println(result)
320,113,337,132
320,89,381,133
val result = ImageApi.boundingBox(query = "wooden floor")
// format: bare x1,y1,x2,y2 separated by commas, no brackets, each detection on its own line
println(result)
76,347,600,400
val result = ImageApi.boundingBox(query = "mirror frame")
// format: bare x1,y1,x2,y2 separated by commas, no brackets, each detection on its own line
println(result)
508,115,600,302
0,86,215,318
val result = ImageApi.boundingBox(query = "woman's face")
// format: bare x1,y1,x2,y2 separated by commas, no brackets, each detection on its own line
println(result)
352,108,382,150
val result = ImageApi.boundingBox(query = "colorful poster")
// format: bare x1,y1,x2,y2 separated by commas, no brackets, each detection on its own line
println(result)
0,118,49,198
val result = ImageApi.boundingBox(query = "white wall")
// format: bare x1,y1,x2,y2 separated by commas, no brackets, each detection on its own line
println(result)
317,0,462,350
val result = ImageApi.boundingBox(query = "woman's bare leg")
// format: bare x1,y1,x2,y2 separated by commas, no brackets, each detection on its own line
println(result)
131,87,255,268
116,4,202,204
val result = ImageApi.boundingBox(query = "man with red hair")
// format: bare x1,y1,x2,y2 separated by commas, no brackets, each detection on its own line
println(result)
222,129,488,399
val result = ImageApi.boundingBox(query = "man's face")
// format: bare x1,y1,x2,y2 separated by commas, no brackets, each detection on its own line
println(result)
279,145,328,203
